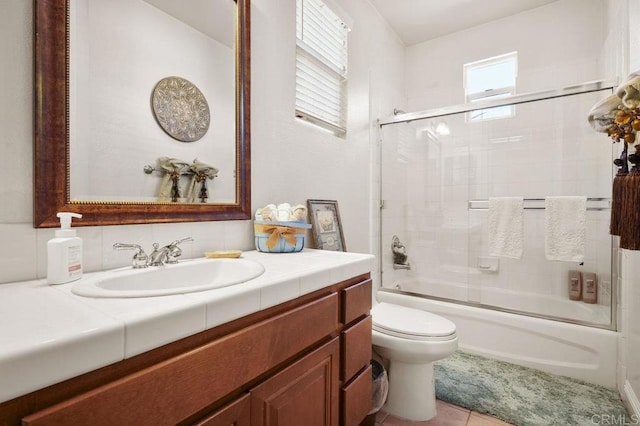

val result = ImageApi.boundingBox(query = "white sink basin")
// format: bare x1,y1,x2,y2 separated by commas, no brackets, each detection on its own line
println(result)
71,258,265,298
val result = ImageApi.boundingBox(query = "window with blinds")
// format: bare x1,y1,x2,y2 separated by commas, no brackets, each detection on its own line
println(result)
464,52,518,122
295,0,349,136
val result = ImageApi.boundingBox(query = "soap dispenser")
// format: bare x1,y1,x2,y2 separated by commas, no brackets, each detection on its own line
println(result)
47,212,83,285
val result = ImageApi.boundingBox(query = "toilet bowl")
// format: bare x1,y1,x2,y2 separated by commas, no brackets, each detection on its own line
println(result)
371,302,457,421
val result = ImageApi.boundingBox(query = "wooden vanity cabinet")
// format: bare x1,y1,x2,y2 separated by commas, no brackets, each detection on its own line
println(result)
340,279,373,426
6,274,373,426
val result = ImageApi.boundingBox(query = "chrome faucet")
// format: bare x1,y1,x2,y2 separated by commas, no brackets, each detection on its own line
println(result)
148,243,171,266
113,243,149,269
114,237,194,268
148,237,194,266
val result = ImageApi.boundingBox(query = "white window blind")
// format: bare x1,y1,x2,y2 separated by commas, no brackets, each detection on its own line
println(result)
296,0,349,135
464,52,517,122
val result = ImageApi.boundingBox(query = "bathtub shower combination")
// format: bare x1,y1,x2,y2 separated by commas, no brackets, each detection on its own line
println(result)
377,80,620,388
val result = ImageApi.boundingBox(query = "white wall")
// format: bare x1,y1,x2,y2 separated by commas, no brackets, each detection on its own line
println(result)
618,0,640,417
405,0,606,112
250,0,403,259
0,0,404,285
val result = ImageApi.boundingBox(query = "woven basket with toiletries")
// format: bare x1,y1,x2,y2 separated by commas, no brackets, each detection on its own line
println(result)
254,221,311,253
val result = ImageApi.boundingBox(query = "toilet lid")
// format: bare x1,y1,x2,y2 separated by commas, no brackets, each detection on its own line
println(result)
372,303,456,339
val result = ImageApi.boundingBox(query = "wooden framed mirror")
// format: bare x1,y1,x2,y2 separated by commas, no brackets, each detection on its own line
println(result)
34,0,251,227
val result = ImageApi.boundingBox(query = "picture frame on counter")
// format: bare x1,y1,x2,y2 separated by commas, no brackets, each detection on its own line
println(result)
307,199,346,252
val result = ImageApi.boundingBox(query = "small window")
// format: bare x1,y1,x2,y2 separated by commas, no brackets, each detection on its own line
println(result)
295,0,349,136
464,52,517,122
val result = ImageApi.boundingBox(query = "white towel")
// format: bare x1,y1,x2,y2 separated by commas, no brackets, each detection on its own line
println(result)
488,197,523,259
544,196,586,262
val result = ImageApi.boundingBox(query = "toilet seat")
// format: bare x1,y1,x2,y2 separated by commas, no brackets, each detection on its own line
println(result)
372,302,456,341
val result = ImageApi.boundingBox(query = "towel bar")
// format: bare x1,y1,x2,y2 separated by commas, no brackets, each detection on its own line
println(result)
468,198,610,211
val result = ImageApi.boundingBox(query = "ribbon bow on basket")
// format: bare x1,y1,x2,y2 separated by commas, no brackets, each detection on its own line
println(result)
254,220,311,253
255,224,300,249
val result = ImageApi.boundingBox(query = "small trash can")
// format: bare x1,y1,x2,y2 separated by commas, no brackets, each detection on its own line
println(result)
369,359,389,415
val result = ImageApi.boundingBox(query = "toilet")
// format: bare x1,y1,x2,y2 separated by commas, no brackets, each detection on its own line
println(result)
371,302,458,421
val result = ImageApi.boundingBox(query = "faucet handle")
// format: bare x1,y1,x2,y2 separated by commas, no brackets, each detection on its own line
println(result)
170,237,194,247
166,237,194,264
113,243,149,269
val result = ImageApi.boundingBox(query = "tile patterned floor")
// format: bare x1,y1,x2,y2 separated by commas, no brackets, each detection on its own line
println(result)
375,400,513,426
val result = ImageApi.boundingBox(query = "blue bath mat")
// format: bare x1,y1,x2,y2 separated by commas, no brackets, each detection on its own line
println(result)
434,351,629,426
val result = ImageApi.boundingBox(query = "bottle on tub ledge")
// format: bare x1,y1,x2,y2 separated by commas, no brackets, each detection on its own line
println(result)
582,272,598,304
568,270,582,301
47,212,83,285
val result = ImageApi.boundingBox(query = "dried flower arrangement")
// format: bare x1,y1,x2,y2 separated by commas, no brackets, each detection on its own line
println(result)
588,72,640,249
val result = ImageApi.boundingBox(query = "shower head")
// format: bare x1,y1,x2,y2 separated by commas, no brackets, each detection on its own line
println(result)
393,108,406,115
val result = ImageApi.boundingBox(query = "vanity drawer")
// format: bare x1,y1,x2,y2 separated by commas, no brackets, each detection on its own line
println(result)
22,293,339,426
341,279,372,325
341,315,372,381
341,364,373,426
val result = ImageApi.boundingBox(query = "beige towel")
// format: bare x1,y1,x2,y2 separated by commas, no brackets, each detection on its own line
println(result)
616,71,640,108
157,157,190,202
587,94,622,133
544,196,586,262
488,197,524,259
186,158,218,203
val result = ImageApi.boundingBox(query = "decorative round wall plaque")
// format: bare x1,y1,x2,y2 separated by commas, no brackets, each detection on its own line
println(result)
151,76,210,142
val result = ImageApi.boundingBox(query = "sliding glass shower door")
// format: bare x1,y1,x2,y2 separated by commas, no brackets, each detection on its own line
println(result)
379,82,616,328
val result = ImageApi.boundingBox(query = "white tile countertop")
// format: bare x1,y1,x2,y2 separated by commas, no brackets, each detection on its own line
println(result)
0,249,375,404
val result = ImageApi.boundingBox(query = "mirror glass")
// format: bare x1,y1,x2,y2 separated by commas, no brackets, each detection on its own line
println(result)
34,0,251,227
69,0,236,203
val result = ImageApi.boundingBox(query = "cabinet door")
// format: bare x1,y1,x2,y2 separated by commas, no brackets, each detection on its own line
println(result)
194,393,250,426
250,338,339,426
